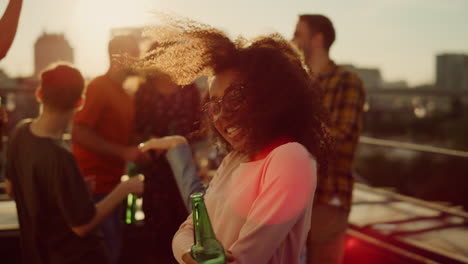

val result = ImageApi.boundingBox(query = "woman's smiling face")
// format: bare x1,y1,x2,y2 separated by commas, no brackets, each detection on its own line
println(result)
207,69,248,152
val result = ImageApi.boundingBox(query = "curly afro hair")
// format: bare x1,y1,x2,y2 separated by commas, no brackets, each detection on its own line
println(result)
139,16,333,176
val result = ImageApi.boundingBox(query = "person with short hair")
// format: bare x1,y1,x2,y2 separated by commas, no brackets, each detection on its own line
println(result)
5,63,144,264
293,14,366,264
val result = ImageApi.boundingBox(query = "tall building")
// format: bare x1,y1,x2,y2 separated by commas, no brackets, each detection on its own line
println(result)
0,69,17,88
436,53,468,90
342,64,383,89
34,33,74,76
110,27,152,53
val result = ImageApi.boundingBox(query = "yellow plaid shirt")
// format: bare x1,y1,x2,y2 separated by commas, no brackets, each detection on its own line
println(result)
314,61,366,211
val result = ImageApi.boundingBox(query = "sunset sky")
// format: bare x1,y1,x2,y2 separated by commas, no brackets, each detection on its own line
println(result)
0,0,467,86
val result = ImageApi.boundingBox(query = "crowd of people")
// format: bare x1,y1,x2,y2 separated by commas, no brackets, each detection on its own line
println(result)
1,1,366,263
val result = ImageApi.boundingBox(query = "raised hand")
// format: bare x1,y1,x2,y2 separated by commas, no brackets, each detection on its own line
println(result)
138,136,188,152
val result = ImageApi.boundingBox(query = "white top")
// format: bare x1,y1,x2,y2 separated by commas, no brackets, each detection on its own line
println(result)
172,142,317,264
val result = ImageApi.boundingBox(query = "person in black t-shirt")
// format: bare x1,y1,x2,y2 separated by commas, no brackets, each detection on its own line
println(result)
4,63,144,264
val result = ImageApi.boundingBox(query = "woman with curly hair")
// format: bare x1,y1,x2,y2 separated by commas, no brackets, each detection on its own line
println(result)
139,18,332,264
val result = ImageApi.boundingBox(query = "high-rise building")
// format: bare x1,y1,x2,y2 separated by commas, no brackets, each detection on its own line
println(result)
34,33,74,76
342,64,383,89
0,69,17,88
436,53,468,90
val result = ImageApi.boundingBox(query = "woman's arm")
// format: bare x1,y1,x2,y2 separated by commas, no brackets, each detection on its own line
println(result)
172,214,236,263
139,136,206,211
228,143,317,264
172,214,195,263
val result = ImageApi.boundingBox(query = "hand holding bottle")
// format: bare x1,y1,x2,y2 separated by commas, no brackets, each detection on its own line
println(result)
119,175,144,196
189,192,233,264
181,251,235,264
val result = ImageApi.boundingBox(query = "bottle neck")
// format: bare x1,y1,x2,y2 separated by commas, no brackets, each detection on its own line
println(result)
127,162,140,177
192,199,217,245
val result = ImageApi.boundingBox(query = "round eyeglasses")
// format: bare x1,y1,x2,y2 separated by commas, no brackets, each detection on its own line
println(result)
203,84,245,119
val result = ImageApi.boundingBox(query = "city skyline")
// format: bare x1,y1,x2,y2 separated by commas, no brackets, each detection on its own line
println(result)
0,0,467,86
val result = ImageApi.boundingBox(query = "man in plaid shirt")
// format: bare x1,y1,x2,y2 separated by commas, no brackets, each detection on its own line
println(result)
293,14,366,264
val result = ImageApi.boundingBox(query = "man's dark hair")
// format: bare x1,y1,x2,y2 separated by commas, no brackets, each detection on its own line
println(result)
40,63,84,110
108,35,139,58
299,14,335,51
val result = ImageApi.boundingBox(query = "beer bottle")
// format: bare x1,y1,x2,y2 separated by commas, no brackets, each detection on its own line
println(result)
190,192,226,264
124,162,140,225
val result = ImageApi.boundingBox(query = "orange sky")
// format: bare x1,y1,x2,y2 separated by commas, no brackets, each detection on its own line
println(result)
1,0,467,86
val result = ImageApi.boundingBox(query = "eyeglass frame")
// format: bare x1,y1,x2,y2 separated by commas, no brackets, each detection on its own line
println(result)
202,84,246,119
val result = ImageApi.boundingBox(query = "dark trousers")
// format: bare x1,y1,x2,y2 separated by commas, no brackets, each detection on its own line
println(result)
94,193,123,264
307,203,349,264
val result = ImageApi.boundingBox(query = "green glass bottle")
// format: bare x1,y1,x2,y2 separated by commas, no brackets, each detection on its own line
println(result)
124,162,140,225
190,192,226,264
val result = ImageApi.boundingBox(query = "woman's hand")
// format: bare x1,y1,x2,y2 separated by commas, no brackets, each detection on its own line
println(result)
181,251,235,264
138,136,188,152
181,253,197,264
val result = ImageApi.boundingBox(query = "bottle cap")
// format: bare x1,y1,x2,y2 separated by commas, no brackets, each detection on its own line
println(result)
190,192,204,200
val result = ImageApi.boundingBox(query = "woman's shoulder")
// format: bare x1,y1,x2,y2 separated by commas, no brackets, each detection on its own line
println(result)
269,142,311,160
266,142,317,171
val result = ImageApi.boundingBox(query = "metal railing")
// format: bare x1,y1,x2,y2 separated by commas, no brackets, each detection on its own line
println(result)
359,136,468,159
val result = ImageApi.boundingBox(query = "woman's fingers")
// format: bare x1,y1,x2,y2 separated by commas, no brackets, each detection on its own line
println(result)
182,252,198,264
226,250,236,262
138,138,164,151
139,136,188,152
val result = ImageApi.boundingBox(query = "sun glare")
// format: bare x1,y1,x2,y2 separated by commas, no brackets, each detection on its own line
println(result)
70,0,153,77
73,0,149,33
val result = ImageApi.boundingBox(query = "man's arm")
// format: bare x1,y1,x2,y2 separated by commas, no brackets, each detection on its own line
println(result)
72,78,140,161
71,177,143,237
0,0,23,60
72,123,140,161
53,152,144,238
329,74,366,144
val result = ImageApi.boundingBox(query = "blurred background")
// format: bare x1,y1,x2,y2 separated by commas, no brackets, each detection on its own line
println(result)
0,0,467,263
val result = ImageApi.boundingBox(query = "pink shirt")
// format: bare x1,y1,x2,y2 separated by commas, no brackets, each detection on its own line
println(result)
172,142,317,264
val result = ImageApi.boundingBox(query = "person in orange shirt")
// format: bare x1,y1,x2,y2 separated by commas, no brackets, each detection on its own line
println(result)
72,35,141,264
